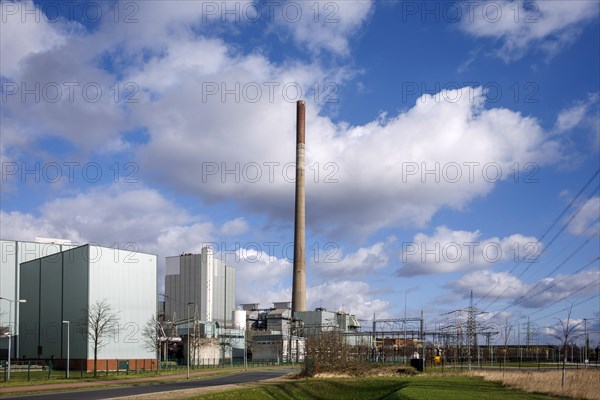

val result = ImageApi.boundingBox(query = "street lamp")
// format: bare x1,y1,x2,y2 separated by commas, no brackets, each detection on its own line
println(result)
0,297,26,381
186,302,193,379
62,321,70,378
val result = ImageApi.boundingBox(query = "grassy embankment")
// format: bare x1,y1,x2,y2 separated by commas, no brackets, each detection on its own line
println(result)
473,369,599,400
186,375,572,400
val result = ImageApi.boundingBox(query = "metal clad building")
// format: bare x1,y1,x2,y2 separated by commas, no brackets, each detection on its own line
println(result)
18,244,157,369
164,247,235,324
0,239,75,356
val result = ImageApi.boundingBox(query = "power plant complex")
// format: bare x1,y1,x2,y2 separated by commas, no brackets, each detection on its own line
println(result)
0,101,359,372
2,102,582,377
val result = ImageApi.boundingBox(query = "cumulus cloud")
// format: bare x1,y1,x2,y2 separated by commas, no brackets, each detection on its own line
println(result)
133,84,561,239
0,186,218,292
307,280,392,321
460,0,599,62
1,0,565,241
0,0,73,78
316,237,394,277
229,247,291,306
446,267,599,312
449,270,529,299
517,269,599,308
567,196,600,236
554,94,600,134
397,226,542,276
219,217,249,236
272,0,375,55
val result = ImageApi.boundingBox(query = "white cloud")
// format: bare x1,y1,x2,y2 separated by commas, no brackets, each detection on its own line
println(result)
567,196,600,236
0,186,218,292
554,94,600,134
446,267,600,311
1,0,564,241
307,281,392,321
398,226,542,276
518,269,600,308
449,270,529,299
133,84,560,239
229,248,291,306
0,0,73,78
316,238,393,277
219,217,249,236
0,209,85,244
460,0,599,62
273,1,375,56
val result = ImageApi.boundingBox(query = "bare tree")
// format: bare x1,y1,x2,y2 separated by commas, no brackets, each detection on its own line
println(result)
142,315,162,371
499,318,513,376
81,300,119,377
549,305,582,387
0,310,8,336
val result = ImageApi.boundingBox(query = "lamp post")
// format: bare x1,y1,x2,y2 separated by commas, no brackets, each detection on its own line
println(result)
62,321,70,378
0,297,26,381
187,302,193,379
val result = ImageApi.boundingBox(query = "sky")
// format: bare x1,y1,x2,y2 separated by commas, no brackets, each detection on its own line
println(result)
1,0,599,345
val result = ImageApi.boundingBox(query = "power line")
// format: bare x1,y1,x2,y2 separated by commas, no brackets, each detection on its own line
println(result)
482,184,600,311
519,216,600,283
475,168,600,307
531,293,600,323
524,279,600,320
503,256,599,311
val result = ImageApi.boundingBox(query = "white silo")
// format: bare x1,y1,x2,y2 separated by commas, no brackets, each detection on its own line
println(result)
233,309,247,330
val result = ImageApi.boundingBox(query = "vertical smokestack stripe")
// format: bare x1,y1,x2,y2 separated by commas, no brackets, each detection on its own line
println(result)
292,100,306,314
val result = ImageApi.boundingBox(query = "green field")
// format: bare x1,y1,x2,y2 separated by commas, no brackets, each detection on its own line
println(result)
189,376,569,400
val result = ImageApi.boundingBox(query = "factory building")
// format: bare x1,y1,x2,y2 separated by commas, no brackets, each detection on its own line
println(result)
243,302,305,362
296,308,369,346
18,244,157,370
162,312,246,366
0,239,75,358
164,247,235,325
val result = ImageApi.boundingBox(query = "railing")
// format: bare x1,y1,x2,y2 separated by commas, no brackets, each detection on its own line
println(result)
2,359,296,383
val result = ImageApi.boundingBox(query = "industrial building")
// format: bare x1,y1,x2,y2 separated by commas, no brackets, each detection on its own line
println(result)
243,302,305,362
164,247,235,325
18,244,157,371
162,312,246,366
0,238,75,358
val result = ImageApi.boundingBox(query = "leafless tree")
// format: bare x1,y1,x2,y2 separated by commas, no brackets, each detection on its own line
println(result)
0,310,8,336
81,300,119,377
499,318,513,376
549,305,582,387
142,315,162,371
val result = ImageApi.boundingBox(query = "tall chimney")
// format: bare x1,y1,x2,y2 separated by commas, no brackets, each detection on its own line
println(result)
292,100,306,314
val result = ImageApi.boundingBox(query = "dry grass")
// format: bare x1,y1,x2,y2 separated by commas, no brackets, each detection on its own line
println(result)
472,369,600,400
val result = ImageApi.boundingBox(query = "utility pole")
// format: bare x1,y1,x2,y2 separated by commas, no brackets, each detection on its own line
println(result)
420,310,425,371
584,318,589,368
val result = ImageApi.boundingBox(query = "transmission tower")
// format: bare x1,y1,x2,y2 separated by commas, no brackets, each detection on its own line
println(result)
445,290,487,370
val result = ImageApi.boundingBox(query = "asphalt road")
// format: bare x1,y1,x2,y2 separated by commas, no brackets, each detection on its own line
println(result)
2,369,292,400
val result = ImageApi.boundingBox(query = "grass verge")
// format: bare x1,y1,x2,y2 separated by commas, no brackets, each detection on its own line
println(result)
186,376,569,400
473,369,600,400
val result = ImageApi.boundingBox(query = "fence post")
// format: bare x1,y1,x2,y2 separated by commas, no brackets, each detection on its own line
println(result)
27,361,31,381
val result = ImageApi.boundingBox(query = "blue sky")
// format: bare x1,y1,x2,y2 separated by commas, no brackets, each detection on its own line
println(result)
1,0,599,344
